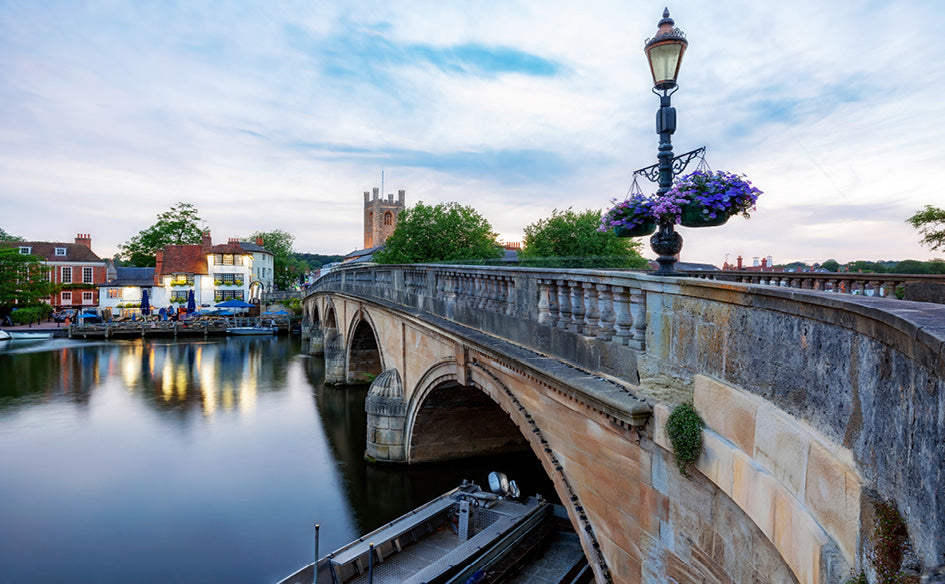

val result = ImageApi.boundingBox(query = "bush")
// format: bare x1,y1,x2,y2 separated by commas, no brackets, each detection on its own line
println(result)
665,403,705,476
11,307,42,324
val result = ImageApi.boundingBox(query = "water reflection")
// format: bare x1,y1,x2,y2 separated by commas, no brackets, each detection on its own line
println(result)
0,337,555,583
0,337,294,420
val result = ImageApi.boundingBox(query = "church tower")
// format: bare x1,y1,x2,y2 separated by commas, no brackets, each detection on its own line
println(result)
363,187,405,249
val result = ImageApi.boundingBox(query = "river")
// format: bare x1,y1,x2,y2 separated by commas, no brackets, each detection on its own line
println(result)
0,335,553,583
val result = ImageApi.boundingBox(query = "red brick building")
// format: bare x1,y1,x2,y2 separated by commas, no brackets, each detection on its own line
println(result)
1,234,107,309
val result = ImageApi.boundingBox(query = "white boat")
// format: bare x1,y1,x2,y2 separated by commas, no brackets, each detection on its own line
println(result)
226,326,276,335
0,330,9,341
5,331,54,342
278,473,562,584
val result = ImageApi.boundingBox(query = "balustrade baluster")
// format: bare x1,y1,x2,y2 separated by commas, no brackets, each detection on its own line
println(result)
547,280,560,326
505,277,516,316
629,288,646,347
537,279,552,325
866,281,877,297
596,284,615,341
583,283,600,336
611,286,632,344
556,280,572,330
569,281,585,333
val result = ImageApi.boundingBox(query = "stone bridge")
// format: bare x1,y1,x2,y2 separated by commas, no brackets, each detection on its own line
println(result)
301,264,945,584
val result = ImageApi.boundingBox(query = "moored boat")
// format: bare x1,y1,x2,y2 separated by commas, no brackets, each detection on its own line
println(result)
279,473,562,584
6,331,54,342
227,326,276,335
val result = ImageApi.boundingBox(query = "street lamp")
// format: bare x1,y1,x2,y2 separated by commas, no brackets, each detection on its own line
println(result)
645,8,688,276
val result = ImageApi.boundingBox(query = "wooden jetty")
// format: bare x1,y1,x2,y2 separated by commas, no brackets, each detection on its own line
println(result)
68,317,294,339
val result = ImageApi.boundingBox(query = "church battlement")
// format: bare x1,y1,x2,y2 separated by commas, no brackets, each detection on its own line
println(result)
363,187,405,248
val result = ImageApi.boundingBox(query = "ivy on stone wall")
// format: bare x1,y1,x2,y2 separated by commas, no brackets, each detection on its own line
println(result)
665,402,704,477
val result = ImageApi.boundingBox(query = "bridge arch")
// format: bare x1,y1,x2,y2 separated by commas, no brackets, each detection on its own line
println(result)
345,310,384,384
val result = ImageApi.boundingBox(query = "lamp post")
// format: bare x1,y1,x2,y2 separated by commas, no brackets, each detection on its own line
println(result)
645,8,688,276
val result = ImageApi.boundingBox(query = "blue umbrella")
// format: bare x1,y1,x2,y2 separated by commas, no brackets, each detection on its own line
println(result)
215,299,254,308
141,289,151,316
187,290,196,314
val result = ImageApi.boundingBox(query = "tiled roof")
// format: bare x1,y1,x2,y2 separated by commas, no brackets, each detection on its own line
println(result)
0,241,102,262
159,245,208,275
209,243,246,254
237,241,270,253
101,267,155,287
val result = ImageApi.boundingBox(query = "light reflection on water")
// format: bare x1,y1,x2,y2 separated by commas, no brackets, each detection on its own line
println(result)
0,336,553,583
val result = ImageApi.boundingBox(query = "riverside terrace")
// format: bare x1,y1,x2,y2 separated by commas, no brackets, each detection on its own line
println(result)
301,263,945,584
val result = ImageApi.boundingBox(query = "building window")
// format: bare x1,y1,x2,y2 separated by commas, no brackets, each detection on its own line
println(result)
82,292,93,304
108,289,122,299
61,291,72,304
19,246,31,255
55,247,67,256
172,274,194,285
214,290,245,302
83,267,93,283
61,266,72,283
384,211,393,226
215,273,242,285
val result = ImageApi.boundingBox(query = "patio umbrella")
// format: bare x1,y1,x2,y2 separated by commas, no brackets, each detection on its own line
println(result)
141,289,151,316
187,290,196,314
261,310,290,315
214,299,255,308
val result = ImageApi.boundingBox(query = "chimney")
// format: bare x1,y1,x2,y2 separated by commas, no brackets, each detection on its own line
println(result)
228,237,238,243
154,250,164,285
753,257,760,267
761,257,768,268
201,231,212,254
767,255,774,268
75,233,92,249
737,255,743,270
106,259,117,282
256,236,264,246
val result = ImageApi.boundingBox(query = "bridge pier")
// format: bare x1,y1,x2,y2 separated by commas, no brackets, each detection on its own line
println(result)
324,330,345,385
307,325,324,355
364,369,407,463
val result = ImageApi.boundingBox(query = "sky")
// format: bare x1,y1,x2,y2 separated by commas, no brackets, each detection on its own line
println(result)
2,0,944,266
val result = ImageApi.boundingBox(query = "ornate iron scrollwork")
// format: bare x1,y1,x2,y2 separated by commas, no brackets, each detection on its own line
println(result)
633,146,706,183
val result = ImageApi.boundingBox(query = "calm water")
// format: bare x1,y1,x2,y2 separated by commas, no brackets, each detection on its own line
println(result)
0,336,551,584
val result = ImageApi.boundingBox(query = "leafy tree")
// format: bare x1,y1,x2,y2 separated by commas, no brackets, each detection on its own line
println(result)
0,247,56,306
120,202,205,267
906,205,945,251
820,259,841,272
373,202,502,264
845,260,888,274
519,208,648,269
890,259,934,274
249,230,305,290
0,227,23,241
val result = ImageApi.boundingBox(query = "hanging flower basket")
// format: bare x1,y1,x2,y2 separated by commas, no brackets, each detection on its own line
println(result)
614,222,657,237
680,204,729,227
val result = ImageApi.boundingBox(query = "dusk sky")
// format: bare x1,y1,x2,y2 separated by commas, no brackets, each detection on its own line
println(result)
2,1,943,266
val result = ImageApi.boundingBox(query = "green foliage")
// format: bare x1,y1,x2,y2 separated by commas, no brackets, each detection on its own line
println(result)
906,205,945,251
0,227,23,241
295,253,343,268
872,500,910,584
249,230,305,291
10,305,48,325
120,202,205,266
520,208,649,269
846,260,889,274
820,259,841,272
373,202,502,264
844,572,868,584
0,248,57,306
665,403,705,476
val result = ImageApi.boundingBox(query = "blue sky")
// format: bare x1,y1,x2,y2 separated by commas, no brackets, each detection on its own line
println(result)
1,0,944,265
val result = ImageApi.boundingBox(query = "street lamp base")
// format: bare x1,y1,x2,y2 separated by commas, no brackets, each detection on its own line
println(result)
650,226,683,276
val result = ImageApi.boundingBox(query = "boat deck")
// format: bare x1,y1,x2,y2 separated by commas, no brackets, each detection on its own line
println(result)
327,498,540,584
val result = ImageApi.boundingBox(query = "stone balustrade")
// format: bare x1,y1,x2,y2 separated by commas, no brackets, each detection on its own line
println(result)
681,270,945,299
310,265,650,382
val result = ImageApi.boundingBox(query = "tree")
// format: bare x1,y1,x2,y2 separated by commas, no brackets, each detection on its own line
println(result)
845,260,888,274
0,227,23,242
519,208,649,269
907,205,945,251
820,259,841,272
0,247,56,306
249,230,300,290
373,202,502,264
120,202,205,266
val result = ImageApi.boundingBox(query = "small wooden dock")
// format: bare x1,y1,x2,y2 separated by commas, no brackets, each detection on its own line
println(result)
68,317,294,339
